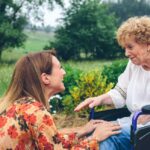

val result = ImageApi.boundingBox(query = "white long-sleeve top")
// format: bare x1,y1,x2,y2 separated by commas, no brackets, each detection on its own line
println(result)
108,60,150,127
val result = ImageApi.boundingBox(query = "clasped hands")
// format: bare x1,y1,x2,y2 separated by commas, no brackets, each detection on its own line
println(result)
79,120,121,142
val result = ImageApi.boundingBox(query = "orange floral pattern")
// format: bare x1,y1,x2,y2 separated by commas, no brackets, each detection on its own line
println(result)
0,97,98,150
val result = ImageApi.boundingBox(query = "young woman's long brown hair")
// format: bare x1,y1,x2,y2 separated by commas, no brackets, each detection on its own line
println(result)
0,50,55,114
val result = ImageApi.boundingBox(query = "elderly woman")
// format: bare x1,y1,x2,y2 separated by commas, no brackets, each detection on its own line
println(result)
0,51,120,149
75,16,150,150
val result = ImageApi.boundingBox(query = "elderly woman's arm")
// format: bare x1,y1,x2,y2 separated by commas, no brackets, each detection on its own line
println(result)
75,61,132,111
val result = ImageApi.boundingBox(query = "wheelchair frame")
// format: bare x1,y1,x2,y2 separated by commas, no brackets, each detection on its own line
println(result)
89,105,150,150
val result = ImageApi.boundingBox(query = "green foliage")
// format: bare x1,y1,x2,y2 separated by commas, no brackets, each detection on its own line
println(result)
50,0,121,60
62,69,114,114
49,95,63,113
108,0,150,25
0,64,14,96
102,59,128,85
61,64,82,97
0,0,63,60
0,2,27,59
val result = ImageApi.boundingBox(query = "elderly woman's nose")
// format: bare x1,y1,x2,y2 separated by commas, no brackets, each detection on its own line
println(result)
125,48,131,57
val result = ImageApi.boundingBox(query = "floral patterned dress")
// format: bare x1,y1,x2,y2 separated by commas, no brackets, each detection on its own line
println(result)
0,97,98,150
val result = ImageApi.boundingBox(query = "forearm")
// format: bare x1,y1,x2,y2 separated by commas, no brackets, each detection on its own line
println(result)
59,126,88,138
99,93,113,105
58,127,83,135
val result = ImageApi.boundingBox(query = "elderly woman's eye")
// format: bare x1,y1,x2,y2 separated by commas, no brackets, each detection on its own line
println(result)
127,45,133,49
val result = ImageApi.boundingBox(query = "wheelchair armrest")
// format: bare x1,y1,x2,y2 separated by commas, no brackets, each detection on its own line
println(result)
131,105,150,150
132,105,150,131
142,105,150,114
89,107,131,121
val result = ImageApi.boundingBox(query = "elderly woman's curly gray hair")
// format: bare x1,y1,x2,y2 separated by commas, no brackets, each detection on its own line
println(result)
117,16,150,48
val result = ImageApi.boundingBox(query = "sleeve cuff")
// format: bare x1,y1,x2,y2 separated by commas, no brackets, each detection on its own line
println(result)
107,89,126,108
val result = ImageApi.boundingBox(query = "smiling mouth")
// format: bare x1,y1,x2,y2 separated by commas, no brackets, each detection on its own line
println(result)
142,65,150,71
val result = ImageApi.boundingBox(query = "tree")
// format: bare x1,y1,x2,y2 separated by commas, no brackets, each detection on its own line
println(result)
108,0,150,25
0,0,63,61
50,0,121,60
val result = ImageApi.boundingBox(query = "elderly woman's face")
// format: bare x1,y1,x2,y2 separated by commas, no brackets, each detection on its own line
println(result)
124,38,150,70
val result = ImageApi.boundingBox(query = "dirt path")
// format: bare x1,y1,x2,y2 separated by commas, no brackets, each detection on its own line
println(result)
53,113,89,129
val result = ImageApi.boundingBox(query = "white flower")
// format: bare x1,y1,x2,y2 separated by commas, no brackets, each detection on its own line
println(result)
53,110,57,114
49,94,62,100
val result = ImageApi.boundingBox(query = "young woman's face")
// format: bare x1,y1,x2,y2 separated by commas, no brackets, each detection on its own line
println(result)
124,39,150,70
48,56,66,94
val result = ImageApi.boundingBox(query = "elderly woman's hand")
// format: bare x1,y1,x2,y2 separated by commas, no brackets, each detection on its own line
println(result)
137,115,150,125
88,122,121,142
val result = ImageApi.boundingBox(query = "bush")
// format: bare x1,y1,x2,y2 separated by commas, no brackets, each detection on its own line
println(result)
62,69,114,114
61,64,82,97
102,59,128,85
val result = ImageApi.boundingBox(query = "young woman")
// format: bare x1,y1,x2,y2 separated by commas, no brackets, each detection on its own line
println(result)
0,51,120,149
75,16,150,150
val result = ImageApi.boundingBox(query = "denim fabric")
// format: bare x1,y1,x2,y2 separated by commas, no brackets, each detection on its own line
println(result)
99,126,132,150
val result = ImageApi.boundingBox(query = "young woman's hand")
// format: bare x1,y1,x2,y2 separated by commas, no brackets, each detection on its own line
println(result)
58,120,103,137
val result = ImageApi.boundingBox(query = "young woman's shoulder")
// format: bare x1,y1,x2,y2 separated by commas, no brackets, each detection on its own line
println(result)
14,97,46,114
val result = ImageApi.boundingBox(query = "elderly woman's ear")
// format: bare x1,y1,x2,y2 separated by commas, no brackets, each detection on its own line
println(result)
41,73,51,85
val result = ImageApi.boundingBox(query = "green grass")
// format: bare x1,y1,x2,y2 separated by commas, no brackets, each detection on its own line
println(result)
23,29,55,52
62,60,112,72
1,29,54,63
0,64,14,96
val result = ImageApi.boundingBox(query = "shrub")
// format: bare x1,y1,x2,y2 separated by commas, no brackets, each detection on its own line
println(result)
102,59,128,85
61,64,82,97
62,69,114,114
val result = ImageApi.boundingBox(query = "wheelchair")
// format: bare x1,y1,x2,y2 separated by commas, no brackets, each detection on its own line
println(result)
89,105,150,150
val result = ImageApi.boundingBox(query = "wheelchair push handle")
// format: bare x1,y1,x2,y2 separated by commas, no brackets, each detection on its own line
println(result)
142,105,150,114
89,108,95,119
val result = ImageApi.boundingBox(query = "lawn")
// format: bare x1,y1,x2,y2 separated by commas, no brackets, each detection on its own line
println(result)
1,29,54,63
